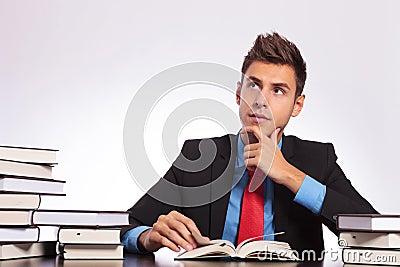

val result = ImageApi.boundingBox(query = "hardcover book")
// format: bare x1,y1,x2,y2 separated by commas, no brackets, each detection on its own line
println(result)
0,160,53,179
0,177,65,195
339,231,400,249
337,214,400,232
0,145,57,165
58,228,121,244
0,210,34,226
58,259,123,267
59,244,124,260
0,193,41,209
31,210,129,227
0,227,40,242
0,242,56,260
0,210,128,227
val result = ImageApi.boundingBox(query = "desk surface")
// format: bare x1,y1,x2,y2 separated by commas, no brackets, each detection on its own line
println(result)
0,253,344,267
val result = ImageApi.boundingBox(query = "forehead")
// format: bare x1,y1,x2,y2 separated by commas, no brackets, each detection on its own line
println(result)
244,61,296,88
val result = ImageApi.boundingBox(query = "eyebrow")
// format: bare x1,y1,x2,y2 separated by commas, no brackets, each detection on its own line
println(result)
247,76,292,91
247,76,263,86
272,82,291,91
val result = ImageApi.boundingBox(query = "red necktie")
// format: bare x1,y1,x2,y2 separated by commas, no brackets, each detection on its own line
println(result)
237,169,264,245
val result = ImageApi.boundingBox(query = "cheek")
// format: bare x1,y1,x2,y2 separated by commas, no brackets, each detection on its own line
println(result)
238,102,252,124
238,98,251,111
270,103,293,124
238,103,247,117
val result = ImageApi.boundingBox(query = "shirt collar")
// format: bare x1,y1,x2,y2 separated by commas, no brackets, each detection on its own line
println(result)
236,133,283,168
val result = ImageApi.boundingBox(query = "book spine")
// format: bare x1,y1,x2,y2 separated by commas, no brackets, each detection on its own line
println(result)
36,226,41,242
56,227,61,243
31,209,36,226
37,194,42,209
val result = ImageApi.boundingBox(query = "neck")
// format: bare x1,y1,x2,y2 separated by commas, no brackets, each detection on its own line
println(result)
277,131,283,145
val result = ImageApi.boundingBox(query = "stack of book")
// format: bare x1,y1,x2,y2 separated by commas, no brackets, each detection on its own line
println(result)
51,210,128,260
0,145,130,261
0,209,129,260
338,214,400,266
0,145,61,260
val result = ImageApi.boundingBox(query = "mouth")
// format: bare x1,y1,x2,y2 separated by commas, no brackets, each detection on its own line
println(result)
249,113,270,123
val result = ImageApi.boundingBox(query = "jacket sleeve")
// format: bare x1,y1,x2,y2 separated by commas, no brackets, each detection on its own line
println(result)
319,143,378,235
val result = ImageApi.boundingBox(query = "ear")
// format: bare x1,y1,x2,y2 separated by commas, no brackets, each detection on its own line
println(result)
236,81,242,106
291,94,305,117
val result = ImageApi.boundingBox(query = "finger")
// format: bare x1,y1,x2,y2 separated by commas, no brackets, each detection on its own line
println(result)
240,131,258,144
244,149,258,159
152,232,180,252
168,211,202,247
242,126,261,140
155,214,196,250
169,221,198,248
160,227,195,251
239,126,255,134
240,126,262,142
169,211,202,235
270,128,281,145
244,157,259,169
243,143,260,153
190,231,211,246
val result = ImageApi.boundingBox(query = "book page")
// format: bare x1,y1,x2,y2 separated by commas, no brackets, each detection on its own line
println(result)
237,240,295,259
236,232,285,251
176,243,236,259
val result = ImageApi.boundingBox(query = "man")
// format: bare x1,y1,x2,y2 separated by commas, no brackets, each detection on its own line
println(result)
121,32,377,255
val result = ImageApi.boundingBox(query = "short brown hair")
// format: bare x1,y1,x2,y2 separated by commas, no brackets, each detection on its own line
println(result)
241,32,307,98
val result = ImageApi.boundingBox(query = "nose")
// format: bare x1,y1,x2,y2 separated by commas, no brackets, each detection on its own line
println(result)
254,91,269,108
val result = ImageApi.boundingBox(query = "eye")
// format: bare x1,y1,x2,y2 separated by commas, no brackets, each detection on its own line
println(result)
273,87,284,95
248,81,260,90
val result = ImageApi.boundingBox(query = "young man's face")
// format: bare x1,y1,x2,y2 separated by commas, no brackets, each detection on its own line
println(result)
236,61,305,142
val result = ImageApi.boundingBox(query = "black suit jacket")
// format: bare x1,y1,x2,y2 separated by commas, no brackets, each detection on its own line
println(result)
122,134,377,254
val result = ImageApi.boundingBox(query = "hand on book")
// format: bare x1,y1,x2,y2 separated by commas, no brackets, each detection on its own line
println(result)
138,210,208,253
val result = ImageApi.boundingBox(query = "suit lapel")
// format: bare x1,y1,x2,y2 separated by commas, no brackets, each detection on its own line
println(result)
274,135,298,242
209,134,238,239
282,134,302,174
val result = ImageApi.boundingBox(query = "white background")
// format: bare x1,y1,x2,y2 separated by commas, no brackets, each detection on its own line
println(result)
1,0,399,250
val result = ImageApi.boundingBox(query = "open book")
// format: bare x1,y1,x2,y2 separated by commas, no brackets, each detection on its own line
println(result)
175,231,299,261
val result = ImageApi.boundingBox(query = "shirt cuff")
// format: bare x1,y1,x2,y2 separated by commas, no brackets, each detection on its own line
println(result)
121,226,151,254
293,175,326,214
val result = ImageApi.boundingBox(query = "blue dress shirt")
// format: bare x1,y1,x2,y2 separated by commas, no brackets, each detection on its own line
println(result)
122,136,327,252
221,136,326,245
